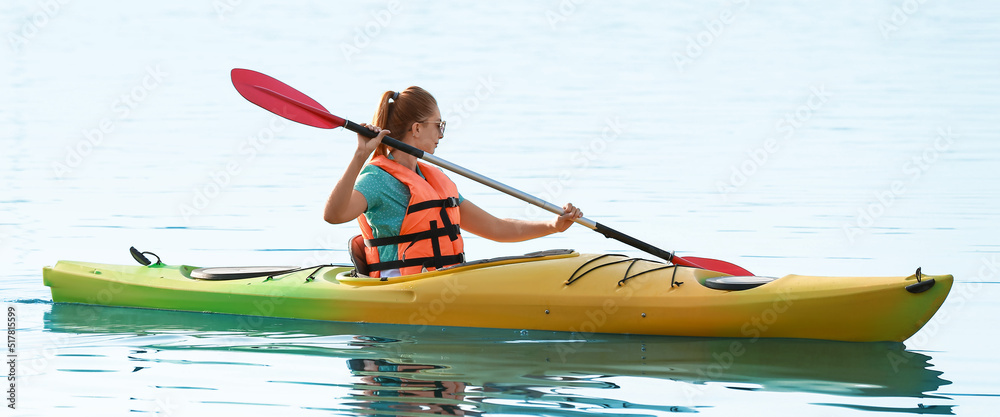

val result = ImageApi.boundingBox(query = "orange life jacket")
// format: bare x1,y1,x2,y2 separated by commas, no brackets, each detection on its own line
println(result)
357,155,465,277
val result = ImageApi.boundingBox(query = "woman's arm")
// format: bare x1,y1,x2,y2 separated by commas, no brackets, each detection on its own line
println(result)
323,124,388,224
459,200,582,242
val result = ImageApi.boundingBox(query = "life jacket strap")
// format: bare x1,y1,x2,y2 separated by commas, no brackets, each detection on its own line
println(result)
363,224,462,248
366,197,461,246
406,197,460,214
367,254,466,273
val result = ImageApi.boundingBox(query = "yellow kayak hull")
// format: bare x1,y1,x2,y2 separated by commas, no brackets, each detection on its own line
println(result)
42,252,952,342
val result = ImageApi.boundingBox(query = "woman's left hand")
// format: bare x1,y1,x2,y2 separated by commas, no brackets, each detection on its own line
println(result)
553,203,583,232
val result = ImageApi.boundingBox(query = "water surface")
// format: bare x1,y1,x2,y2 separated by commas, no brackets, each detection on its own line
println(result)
3,0,1000,415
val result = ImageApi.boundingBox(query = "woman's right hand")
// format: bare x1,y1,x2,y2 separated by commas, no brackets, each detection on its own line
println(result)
326,124,384,224
356,123,389,159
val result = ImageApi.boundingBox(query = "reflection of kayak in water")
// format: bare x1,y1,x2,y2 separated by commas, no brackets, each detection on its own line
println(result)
43,250,953,342
44,303,949,399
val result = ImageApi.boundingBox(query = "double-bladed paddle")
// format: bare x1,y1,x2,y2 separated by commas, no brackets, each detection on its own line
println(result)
230,68,752,276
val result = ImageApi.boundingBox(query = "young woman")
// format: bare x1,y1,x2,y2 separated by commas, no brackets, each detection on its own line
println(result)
323,86,582,277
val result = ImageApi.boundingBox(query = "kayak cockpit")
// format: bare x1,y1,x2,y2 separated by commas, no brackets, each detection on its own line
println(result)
702,276,778,290
189,266,301,280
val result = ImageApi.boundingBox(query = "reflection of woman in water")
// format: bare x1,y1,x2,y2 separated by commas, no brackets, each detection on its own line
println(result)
347,358,474,415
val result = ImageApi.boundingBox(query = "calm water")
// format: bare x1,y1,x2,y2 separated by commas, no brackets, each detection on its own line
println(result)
3,0,1000,415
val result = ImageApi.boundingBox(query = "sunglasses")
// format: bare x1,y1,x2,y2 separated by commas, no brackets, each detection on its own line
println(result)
418,120,446,134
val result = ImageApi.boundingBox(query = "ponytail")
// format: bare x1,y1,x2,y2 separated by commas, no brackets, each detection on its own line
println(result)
370,86,438,159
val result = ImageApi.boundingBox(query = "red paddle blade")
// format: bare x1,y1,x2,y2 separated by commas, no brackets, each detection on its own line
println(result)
231,68,345,129
679,256,754,276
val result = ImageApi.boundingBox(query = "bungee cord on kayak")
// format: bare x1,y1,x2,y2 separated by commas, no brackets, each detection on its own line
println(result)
566,254,631,285
619,263,681,288
566,254,687,288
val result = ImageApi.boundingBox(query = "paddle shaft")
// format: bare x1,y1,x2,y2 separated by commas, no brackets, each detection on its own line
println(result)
343,120,688,265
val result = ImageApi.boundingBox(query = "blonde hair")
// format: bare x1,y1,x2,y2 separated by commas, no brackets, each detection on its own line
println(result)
371,86,438,159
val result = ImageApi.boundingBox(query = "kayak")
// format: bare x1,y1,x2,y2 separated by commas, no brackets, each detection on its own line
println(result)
42,249,952,342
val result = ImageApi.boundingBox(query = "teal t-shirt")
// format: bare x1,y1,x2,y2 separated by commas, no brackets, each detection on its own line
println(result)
353,159,464,263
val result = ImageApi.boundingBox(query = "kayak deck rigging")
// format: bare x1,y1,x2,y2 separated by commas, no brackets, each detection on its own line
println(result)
570,254,683,288
141,245,781,292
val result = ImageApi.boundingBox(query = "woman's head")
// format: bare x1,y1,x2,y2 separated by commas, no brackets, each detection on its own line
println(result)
371,86,444,157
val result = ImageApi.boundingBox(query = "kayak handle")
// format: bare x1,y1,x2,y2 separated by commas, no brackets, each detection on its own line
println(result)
129,246,162,266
